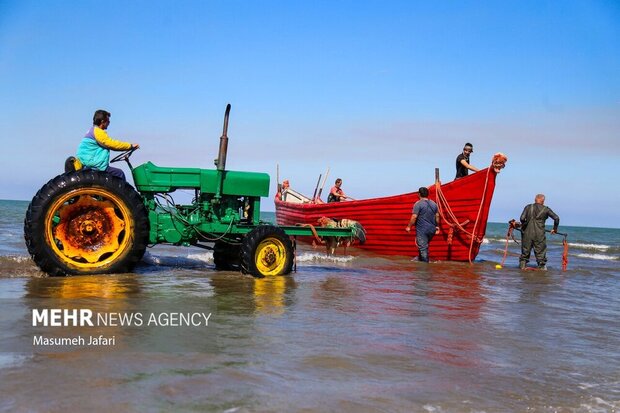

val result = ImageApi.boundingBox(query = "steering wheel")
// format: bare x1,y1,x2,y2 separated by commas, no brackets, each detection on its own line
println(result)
110,147,138,164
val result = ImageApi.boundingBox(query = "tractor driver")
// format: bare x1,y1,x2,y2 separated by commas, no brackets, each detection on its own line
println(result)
76,110,139,181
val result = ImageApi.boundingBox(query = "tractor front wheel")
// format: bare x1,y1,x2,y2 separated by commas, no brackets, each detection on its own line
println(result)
24,170,149,276
240,225,293,277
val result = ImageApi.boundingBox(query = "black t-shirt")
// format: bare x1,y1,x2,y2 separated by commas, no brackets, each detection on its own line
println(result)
455,153,469,179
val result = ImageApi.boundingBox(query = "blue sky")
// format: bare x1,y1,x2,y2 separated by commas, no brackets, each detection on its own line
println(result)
1,1,618,227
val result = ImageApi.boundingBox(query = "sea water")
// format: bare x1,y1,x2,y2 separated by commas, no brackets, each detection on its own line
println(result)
1,199,619,412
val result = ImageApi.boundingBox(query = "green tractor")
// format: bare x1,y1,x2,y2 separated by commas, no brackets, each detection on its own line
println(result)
24,105,361,277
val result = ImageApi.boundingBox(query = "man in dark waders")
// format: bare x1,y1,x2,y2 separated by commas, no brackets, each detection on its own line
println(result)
519,194,560,270
405,187,440,262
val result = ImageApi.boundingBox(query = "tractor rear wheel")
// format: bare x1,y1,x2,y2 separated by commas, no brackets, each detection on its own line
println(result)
213,241,241,271
24,170,149,276
240,225,293,277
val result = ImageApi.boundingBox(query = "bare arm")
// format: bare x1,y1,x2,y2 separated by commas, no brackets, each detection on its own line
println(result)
460,158,480,173
331,187,349,200
405,214,418,232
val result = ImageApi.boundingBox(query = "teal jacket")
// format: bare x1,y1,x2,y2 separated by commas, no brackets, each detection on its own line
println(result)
76,126,132,171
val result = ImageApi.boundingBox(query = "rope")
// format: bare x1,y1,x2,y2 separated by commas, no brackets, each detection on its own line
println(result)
503,224,569,271
468,167,492,264
434,168,491,264
435,186,475,237
296,223,325,245
500,225,515,267
546,230,569,271
562,236,569,272
434,153,508,263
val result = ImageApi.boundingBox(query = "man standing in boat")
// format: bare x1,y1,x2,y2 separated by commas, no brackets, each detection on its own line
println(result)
327,178,350,203
405,187,440,262
518,194,560,270
455,142,479,179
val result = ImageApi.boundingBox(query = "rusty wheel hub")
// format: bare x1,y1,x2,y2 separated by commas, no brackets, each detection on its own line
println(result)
261,248,277,267
54,195,126,263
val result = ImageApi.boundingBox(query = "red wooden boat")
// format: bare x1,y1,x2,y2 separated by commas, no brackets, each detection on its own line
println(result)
275,155,507,262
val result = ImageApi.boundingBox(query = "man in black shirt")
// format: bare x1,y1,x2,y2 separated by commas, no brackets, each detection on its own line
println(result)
455,142,479,179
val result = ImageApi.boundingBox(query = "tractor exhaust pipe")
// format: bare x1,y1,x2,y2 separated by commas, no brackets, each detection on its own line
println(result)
217,104,231,171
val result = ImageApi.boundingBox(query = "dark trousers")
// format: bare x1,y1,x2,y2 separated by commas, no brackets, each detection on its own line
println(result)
82,166,126,181
416,230,435,262
105,166,126,181
520,235,547,267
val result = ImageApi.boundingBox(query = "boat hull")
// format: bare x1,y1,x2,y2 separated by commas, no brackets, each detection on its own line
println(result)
275,168,498,261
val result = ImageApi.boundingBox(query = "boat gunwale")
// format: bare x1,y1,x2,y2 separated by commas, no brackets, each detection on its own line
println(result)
275,166,497,208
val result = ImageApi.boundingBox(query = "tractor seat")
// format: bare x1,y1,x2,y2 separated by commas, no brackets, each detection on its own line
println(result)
64,156,83,173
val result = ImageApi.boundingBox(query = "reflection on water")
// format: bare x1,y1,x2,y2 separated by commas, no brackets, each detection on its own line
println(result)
518,271,558,303
0,253,619,412
209,273,297,316
16,275,145,354
313,276,361,314
406,264,486,369
3,202,620,410
427,266,485,320
25,274,142,299
252,276,296,315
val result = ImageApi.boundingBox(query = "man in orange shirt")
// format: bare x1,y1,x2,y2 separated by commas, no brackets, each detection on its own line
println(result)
327,178,350,203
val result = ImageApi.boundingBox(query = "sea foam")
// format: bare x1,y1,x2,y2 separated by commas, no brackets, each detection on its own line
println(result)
571,243,611,251
296,252,356,264
574,253,618,261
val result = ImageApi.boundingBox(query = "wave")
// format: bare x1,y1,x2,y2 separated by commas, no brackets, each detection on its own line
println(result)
0,255,45,278
0,255,30,264
0,251,217,278
296,252,356,264
142,251,213,268
482,237,618,252
570,242,611,251
0,250,356,278
186,252,214,263
0,354,31,370
144,250,355,268
574,253,618,261
574,395,620,412
482,237,512,245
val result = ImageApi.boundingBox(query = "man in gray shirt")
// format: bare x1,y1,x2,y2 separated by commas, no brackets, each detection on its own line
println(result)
405,187,440,262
